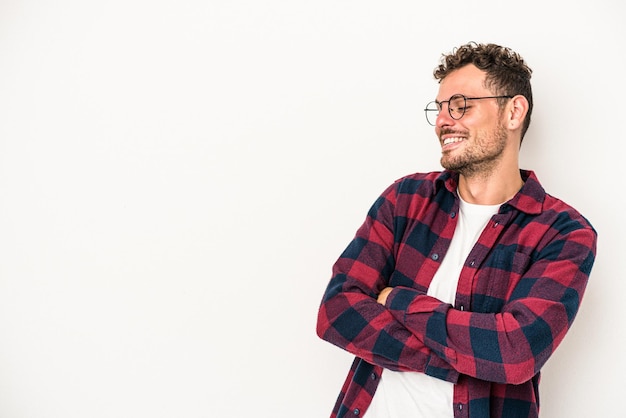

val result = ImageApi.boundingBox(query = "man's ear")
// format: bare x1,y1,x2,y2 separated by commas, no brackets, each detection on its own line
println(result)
506,95,529,131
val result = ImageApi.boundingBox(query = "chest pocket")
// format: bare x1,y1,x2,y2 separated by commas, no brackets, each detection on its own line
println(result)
471,249,531,313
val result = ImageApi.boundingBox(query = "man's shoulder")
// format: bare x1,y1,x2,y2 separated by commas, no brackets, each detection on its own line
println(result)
542,192,597,234
392,170,450,190
377,171,455,211
395,170,446,182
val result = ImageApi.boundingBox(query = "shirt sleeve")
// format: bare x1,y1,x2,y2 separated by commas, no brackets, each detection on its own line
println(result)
316,182,459,383
384,223,597,385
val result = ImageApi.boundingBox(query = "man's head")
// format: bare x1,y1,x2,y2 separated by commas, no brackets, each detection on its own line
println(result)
434,42,533,140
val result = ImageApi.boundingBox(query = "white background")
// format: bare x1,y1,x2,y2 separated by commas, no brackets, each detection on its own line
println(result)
0,1,623,417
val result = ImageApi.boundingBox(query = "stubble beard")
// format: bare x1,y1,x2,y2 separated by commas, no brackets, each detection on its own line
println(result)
440,122,508,178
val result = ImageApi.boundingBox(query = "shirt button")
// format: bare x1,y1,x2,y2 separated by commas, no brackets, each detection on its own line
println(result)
493,221,500,227
370,373,377,380
469,260,475,266
450,211,456,218
431,253,439,261
353,408,360,415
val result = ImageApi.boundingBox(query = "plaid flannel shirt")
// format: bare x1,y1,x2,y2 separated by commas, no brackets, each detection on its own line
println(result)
316,170,597,418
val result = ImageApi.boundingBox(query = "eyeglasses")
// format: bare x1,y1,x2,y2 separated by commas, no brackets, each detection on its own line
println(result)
424,94,513,126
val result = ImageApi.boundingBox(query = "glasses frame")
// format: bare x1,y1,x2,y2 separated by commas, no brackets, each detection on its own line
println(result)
424,94,513,126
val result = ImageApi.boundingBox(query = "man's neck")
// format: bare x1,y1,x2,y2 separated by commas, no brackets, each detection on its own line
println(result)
457,166,524,205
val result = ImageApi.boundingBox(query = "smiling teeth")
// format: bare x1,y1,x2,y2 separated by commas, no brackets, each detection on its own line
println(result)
443,137,465,145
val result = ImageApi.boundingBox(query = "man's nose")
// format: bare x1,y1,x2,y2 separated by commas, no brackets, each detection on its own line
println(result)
436,103,454,128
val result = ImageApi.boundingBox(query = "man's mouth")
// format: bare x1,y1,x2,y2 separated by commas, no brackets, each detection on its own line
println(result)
442,137,466,146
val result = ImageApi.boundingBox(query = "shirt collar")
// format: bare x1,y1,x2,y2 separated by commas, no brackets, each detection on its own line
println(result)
436,169,545,215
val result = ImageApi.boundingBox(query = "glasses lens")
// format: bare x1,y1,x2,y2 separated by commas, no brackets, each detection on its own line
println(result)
448,94,466,120
425,101,439,126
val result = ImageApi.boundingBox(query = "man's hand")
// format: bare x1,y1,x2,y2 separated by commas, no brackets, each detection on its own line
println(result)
377,287,393,305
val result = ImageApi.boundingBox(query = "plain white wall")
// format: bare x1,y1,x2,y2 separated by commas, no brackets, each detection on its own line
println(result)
0,1,623,417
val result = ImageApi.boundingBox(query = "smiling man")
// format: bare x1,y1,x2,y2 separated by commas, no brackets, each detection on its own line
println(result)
316,43,597,418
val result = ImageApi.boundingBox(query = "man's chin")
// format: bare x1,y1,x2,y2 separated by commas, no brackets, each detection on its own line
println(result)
440,158,464,172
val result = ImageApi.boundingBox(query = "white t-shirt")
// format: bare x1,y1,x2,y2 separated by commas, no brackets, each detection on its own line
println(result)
366,195,501,417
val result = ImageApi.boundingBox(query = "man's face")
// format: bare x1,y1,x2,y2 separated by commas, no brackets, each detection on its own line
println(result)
434,64,508,176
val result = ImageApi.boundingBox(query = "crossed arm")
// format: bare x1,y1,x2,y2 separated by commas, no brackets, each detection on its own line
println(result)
317,196,597,385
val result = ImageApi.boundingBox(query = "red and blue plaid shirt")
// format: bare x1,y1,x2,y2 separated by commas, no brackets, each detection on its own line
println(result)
316,170,597,418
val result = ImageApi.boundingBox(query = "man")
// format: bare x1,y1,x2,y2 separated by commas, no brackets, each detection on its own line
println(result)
316,42,597,418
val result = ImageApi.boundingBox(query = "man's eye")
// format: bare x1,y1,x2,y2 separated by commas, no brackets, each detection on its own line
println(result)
450,105,467,114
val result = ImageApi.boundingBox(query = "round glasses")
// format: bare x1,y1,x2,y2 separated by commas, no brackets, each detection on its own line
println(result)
424,94,513,126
